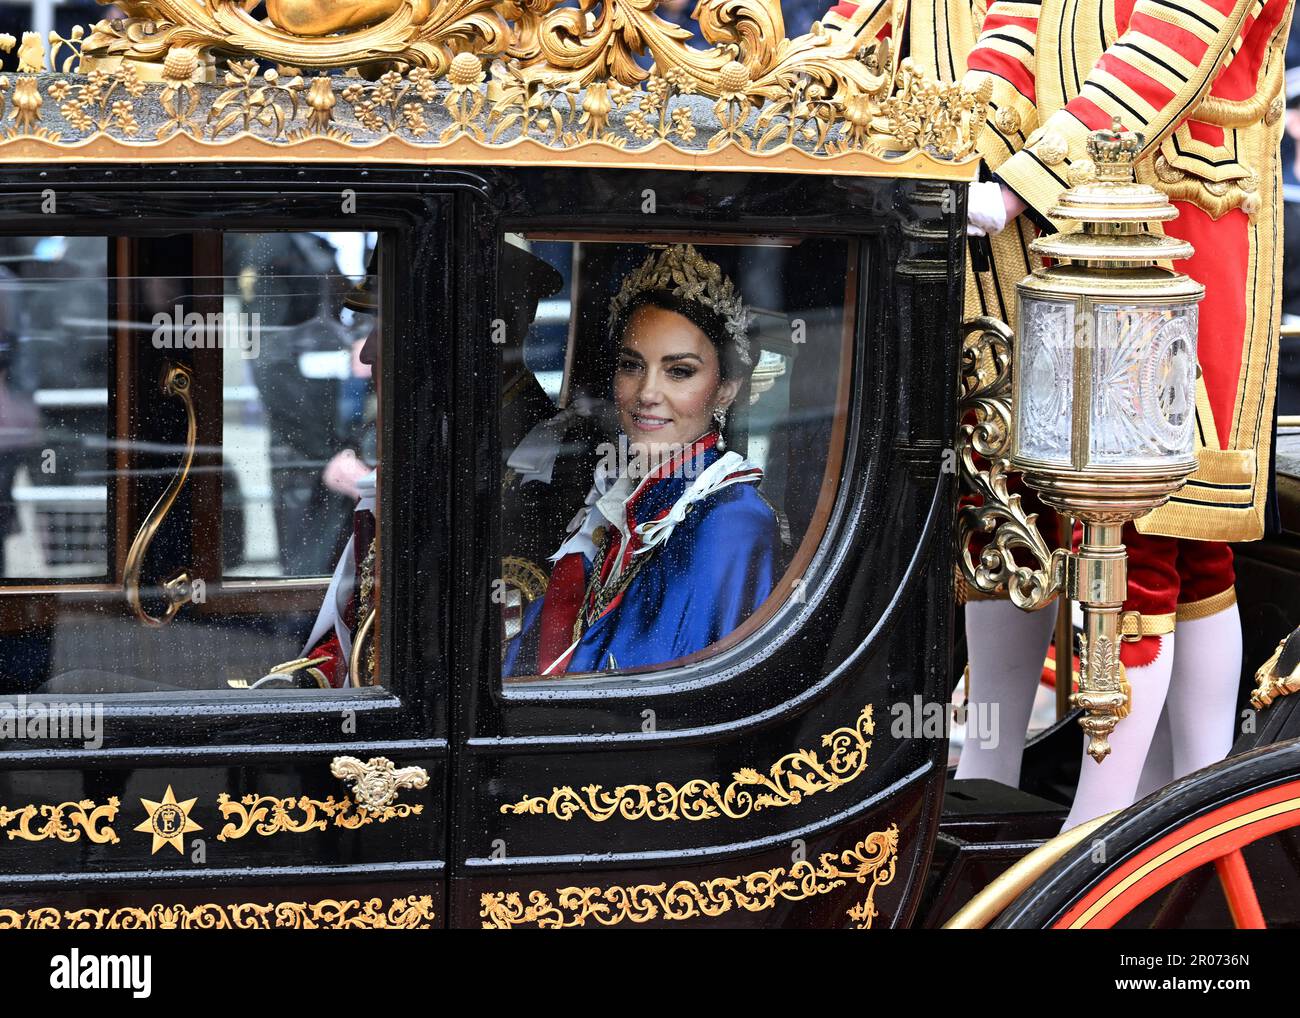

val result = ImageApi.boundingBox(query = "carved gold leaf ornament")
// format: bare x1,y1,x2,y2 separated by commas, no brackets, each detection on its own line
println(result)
215,791,424,840
0,798,120,844
501,704,873,822
1251,629,1300,709
330,754,429,810
0,1,985,170
0,895,435,929
876,59,990,161
480,824,899,928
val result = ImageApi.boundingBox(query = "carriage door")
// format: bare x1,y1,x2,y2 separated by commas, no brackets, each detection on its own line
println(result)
0,182,449,928
453,173,962,928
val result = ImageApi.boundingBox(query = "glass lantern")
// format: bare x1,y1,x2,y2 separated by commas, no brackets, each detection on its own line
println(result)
1010,121,1204,760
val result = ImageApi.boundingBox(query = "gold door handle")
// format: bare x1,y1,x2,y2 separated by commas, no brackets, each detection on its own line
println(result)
348,608,377,688
331,756,429,811
123,363,197,627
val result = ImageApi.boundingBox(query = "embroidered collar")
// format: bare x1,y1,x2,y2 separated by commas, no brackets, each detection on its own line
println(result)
550,432,763,570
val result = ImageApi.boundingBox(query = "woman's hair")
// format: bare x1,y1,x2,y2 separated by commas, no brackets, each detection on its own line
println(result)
612,289,741,382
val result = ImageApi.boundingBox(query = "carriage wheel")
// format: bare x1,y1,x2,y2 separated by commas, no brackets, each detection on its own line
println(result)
987,739,1300,929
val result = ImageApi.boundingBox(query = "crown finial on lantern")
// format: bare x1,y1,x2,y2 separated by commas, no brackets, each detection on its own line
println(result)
1086,118,1145,181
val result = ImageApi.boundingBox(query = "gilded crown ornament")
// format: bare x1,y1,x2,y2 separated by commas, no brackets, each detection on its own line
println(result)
1088,118,1144,180
608,244,752,367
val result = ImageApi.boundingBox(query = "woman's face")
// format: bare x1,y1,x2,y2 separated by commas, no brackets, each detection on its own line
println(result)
614,304,739,461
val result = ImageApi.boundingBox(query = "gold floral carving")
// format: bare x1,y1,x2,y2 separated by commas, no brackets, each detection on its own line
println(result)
79,0,511,75
215,791,423,840
0,798,120,844
500,704,873,822
0,1,985,172
878,58,990,161
0,894,435,928
480,824,898,928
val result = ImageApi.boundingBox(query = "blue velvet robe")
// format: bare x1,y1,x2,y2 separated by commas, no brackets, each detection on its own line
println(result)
505,443,781,677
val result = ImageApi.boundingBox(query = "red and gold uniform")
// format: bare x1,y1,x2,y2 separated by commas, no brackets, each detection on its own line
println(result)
964,0,1292,662
825,0,1290,665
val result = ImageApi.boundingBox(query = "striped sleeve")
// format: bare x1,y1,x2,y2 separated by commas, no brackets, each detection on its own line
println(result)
985,0,1263,227
819,0,898,49
962,0,1044,168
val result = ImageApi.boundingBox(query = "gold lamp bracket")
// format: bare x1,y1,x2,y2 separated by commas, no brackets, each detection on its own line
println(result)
956,315,1064,612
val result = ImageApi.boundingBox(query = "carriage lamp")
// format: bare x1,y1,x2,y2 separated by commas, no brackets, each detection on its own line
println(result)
1011,121,1203,761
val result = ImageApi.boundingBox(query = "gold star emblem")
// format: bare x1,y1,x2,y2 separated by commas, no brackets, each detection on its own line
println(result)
134,785,201,854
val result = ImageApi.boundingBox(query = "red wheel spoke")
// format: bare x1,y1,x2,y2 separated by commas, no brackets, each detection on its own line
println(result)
1213,849,1266,930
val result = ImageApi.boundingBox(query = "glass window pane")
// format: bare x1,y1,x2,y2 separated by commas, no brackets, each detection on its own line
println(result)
221,232,376,578
0,232,385,696
0,237,110,579
498,234,851,686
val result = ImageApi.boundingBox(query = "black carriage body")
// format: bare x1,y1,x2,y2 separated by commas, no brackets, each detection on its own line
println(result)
0,164,966,929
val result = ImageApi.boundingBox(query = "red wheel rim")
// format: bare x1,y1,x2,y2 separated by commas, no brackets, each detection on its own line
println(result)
1054,779,1300,929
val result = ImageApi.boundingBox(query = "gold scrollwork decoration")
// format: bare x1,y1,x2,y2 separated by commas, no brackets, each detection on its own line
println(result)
0,798,120,844
500,704,873,822
215,792,423,840
1250,627,1300,709
955,316,1065,610
2,1,986,170
480,824,898,928
0,894,435,928
845,841,896,927
81,0,511,75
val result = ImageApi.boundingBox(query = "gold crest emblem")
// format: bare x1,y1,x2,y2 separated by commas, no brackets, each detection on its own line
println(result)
133,785,202,855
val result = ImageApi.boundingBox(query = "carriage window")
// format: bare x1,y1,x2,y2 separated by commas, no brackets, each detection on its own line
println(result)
498,234,852,685
0,231,384,695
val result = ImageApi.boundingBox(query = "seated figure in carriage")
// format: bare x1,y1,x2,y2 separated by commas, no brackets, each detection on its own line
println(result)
504,243,781,677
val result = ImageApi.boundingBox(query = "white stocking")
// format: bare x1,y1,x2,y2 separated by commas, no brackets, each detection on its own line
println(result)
1135,706,1172,800
1063,634,1175,831
955,598,1058,787
1166,601,1242,778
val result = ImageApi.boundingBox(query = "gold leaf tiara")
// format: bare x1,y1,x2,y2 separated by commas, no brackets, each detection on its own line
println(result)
608,244,752,368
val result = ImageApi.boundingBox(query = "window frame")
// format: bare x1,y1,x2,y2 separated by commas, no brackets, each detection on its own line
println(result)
464,181,905,731
493,227,863,692
0,170,473,751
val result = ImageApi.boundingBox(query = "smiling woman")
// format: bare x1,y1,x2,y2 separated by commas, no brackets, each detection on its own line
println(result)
496,236,853,685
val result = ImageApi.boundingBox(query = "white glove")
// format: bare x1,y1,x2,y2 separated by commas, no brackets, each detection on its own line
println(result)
966,180,1008,237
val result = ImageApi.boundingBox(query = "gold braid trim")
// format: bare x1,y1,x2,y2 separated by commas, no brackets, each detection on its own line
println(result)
1119,611,1177,640
1175,586,1237,622
1193,56,1283,128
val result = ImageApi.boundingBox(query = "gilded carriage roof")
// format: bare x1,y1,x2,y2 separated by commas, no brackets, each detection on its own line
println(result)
0,0,985,178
